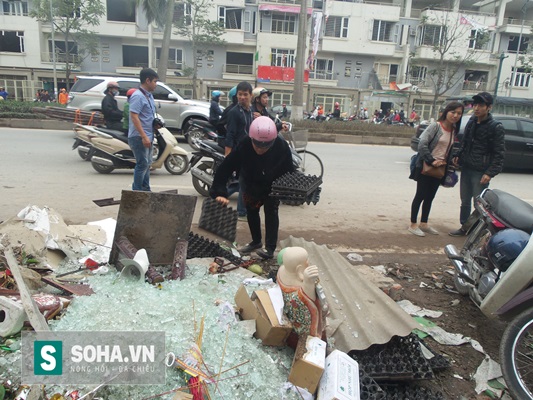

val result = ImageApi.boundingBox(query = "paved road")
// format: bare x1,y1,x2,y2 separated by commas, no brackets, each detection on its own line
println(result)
1,127,532,248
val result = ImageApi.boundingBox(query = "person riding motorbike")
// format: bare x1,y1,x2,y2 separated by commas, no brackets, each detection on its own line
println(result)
332,102,340,119
122,88,137,133
209,90,225,127
251,87,287,131
101,81,123,131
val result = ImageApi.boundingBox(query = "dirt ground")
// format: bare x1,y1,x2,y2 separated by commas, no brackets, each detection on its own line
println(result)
230,223,507,400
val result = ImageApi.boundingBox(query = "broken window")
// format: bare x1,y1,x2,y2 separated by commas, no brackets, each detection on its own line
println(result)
271,48,295,68
2,1,28,16
409,65,427,86
0,30,24,53
469,29,489,50
508,35,529,53
310,59,334,80
107,0,135,23
122,45,148,68
324,16,348,38
270,12,296,34
174,2,191,26
372,20,394,42
156,48,183,70
49,40,78,63
219,7,242,30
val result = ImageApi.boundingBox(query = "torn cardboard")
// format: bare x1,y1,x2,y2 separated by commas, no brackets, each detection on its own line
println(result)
288,335,327,394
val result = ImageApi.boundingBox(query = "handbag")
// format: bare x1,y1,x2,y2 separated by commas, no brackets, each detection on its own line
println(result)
421,162,446,179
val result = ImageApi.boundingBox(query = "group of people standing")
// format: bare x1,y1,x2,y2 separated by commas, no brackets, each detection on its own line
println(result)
409,91,505,237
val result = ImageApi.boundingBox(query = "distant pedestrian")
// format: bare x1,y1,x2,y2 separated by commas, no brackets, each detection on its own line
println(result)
40,90,51,102
0,87,8,100
58,88,69,105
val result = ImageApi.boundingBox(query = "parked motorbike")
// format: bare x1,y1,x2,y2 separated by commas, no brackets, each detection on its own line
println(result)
185,119,220,151
445,188,533,399
80,124,189,175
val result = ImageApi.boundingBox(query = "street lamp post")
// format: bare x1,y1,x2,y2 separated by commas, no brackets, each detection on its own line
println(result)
292,0,308,121
509,0,530,97
494,53,509,97
49,0,58,99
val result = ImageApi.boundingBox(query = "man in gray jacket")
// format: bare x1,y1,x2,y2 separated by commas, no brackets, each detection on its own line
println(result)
449,92,505,236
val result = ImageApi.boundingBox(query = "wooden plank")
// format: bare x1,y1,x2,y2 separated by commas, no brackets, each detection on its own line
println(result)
4,249,50,332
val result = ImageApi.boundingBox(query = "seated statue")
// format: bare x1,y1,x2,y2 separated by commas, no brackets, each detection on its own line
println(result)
277,247,325,339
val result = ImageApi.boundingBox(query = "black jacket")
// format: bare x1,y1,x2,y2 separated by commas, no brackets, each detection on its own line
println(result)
209,98,222,125
101,93,122,122
252,104,283,131
456,114,505,177
209,136,294,201
225,104,253,149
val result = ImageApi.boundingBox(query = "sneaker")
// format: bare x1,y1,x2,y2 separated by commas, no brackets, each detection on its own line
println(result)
420,226,439,235
408,227,425,237
256,248,275,260
449,228,467,237
239,241,262,254
238,214,247,222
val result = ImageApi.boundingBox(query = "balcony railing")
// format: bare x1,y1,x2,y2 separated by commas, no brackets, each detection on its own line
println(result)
224,64,254,75
462,80,487,91
309,71,334,80
156,59,183,70
41,52,81,64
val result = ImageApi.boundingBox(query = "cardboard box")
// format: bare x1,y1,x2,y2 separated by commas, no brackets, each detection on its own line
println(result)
317,350,360,400
234,285,292,346
288,335,327,394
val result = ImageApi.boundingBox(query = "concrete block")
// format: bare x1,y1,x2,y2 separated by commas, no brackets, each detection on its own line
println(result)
0,296,27,337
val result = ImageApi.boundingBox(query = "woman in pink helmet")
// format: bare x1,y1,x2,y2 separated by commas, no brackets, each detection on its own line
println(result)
211,116,295,259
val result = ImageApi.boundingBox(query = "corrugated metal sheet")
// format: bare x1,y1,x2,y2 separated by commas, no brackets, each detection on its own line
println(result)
280,236,418,351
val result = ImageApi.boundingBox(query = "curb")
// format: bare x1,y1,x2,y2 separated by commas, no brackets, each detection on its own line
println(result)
0,119,411,146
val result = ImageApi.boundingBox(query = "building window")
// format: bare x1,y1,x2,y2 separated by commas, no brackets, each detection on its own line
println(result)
2,1,28,16
310,59,334,80
469,29,489,50
219,7,243,29
174,3,192,26
106,0,135,22
372,20,394,42
156,48,183,70
324,16,348,38
511,67,531,87
122,45,148,68
270,12,296,34
49,40,78,63
271,48,295,68
226,52,253,74
409,65,427,85
508,35,529,53
0,30,24,53
418,25,446,46
244,11,256,34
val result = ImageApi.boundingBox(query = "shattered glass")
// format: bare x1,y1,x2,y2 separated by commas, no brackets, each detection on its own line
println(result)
36,260,301,399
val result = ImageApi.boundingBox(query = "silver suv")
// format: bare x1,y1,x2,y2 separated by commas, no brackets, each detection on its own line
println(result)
67,76,210,132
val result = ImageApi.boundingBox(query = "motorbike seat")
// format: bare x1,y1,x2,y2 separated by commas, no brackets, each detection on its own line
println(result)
484,189,533,234
192,120,214,129
96,127,129,144
201,139,224,154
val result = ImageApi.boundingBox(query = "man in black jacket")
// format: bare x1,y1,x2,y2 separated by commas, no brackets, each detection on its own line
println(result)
449,92,505,236
101,81,123,131
210,116,294,259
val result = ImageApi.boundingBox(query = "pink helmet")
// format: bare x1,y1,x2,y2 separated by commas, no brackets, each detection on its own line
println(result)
249,116,277,148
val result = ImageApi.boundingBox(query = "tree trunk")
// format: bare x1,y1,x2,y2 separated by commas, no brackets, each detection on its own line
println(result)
157,0,175,80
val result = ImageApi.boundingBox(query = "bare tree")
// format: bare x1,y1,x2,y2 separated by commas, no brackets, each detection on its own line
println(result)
31,0,105,90
174,0,226,99
410,12,490,115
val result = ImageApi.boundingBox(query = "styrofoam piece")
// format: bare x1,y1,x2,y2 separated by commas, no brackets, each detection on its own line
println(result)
0,296,27,337
119,249,150,282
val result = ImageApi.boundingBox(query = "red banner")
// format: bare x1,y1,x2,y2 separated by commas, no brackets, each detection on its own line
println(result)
257,66,309,83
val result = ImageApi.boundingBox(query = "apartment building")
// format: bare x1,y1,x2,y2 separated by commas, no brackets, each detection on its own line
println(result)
1,0,533,118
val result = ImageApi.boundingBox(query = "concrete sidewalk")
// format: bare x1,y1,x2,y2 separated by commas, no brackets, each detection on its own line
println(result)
0,118,411,146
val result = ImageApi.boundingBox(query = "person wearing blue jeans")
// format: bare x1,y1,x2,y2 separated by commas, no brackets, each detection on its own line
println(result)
449,92,505,236
128,68,159,191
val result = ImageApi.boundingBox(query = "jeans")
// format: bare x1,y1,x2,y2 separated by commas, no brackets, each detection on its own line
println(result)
410,174,441,223
227,178,246,217
128,136,152,191
247,196,280,251
459,167,489,225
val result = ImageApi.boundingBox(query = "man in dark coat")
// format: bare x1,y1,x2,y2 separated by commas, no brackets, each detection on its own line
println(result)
449,92,506,236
